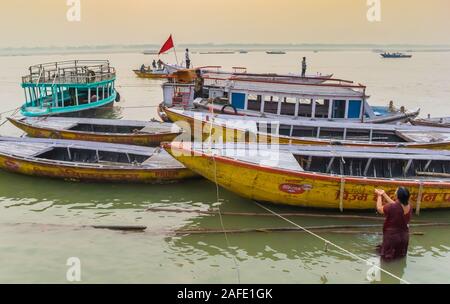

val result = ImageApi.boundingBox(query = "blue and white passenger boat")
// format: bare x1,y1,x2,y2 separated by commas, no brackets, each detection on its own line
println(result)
20,60,118,117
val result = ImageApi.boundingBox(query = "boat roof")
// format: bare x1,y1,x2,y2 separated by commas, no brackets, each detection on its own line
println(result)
225,79,365,98
0,137,157,157
170,108,450,134
176,142,450,176
22,60,115,85
192,142,450,161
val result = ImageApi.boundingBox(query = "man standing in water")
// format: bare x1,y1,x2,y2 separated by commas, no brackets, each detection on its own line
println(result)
375,187,412,261
301,57,307,77
185,48,191,69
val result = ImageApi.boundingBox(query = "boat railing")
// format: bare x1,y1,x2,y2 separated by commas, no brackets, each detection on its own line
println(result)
22,60,115,85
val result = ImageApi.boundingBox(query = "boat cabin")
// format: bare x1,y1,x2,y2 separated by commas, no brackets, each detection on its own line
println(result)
21,60,117,117
163,73,371,121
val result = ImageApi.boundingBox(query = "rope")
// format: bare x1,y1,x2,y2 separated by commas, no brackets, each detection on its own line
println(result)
253,201,410,284
0,107,20,130
208,99,241,284
0,107,20,116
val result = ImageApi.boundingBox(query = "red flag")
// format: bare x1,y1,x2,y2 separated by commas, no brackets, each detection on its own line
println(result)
158,35,174,55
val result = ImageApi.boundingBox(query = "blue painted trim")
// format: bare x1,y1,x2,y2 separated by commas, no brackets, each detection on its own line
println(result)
20,91,116,117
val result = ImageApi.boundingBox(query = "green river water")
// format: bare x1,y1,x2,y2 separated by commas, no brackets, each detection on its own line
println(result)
0,51,450,283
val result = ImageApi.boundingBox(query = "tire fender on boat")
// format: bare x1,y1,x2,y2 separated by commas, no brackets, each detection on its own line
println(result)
221,104,238,115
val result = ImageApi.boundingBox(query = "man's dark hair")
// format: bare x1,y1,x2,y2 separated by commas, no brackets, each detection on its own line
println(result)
396,187,410,205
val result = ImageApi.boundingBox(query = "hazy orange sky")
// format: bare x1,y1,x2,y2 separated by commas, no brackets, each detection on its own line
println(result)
0,0,449,47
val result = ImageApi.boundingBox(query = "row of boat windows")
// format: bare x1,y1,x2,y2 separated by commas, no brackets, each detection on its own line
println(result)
240,95,362,119
256,124,406,142
36,148,148,165
24,84,114,108
295,155,450,178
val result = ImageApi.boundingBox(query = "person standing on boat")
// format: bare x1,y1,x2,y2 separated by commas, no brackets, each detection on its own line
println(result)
185,48,191,69
375,187,412,261
194,69,204,99
152,60,157,70
157,59,163,70
140,64,146,73
301,57,307,77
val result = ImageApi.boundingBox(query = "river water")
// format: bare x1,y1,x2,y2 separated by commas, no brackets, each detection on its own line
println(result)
0,50,450,283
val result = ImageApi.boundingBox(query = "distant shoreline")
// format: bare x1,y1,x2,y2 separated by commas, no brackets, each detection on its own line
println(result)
1,44,450,57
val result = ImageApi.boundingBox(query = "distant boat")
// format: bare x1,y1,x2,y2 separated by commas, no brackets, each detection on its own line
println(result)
143,50,159,55
199,51,235,55
381,52,412,58
133,63,184,79
266,51,286,55
238,50,249,54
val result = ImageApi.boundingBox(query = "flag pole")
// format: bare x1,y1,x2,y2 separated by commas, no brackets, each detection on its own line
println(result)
173,46,179,65
172,34,179,65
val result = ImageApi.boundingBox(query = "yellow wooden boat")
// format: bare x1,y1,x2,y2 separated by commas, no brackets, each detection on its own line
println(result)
0,137,196,183
161,106,450,150
8,117,181,147
133,70,169,79
164,142,450,212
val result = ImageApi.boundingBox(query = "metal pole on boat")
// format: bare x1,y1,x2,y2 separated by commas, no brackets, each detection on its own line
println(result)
361,87,366,123
173,48,179,66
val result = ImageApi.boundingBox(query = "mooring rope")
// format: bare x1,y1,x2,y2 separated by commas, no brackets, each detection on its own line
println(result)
0,107,20,130
208,100,241,284
253,201,410,284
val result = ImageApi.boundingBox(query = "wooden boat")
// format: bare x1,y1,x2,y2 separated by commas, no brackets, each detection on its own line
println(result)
133,63,183,79
8,117,182,146
381,52,412,58
133,69,170,79
21,60,119,117
0,137,196,183
411,117,450,128
163,142,450,211
160,69,419,124
161,107,450,150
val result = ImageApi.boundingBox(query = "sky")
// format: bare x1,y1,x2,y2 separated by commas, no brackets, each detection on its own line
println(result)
0,0,449,48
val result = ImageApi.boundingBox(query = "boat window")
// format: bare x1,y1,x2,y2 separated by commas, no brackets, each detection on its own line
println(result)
263,96,280,114
280,97,297,115
231,92,246,109
278,124,292,136
298,99,313,118
290,126,316,137
348,100,362,119
313,99,330,118
332,100,346,119
247,94,262,111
